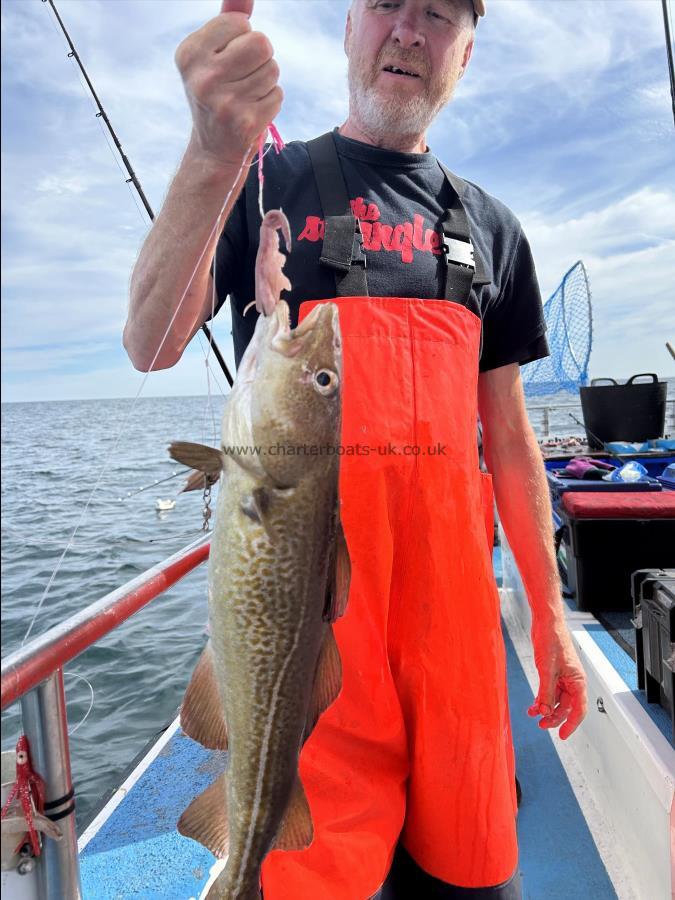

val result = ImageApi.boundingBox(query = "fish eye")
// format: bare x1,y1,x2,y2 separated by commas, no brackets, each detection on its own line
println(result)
313,369,339,396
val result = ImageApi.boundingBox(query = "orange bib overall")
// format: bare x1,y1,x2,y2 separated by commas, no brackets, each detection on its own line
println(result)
261,295,519,899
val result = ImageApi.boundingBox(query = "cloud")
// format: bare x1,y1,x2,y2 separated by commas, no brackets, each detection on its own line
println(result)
2,0,674,401
520,186,675,378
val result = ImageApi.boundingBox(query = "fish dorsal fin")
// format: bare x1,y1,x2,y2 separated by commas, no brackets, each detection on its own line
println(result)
177,773,229,858
323,520,351,623
180,641,228,750
273,776,313,851
168,441,224,479
306,626,342,738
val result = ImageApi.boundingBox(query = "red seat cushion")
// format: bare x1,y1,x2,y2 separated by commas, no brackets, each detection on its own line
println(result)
561,491,675,519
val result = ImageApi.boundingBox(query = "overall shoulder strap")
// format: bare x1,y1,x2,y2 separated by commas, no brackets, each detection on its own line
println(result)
437,161,489,303
306,132,368,297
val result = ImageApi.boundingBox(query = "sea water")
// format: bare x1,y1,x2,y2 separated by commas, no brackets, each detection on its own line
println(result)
1,382,673,828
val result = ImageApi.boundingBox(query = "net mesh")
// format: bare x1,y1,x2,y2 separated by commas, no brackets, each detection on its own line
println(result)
522,260,592,397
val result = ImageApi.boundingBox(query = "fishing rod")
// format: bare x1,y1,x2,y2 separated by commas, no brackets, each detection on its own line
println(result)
567,412,629,465
663,0,675,127
43,0,234,387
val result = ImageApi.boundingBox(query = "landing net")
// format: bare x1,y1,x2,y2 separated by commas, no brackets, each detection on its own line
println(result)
522,260,592,397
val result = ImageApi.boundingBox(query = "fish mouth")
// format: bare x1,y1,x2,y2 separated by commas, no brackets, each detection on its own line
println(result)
269,302,321,357
267,302,341,363
294,304,341,346
268,300,293,354
294,304,324,337
273,299,292,335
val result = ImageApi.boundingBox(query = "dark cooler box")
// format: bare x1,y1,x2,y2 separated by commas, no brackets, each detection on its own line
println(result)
630,570,675,742
556,492,675,613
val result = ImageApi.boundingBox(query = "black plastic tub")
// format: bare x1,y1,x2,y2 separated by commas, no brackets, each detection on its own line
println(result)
580,374,667,449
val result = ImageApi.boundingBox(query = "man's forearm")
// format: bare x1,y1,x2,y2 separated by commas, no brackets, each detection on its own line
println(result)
124,138,251,371
479,366,588,735
484,423,565,629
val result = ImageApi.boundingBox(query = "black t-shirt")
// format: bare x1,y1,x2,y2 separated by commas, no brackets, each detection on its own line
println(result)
213,129,549,371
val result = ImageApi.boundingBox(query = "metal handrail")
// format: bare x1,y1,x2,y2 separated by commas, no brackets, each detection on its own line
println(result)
526,398,675,439
527,399,675,411
526,402,585,410
1,533,210,711
0,533,210,899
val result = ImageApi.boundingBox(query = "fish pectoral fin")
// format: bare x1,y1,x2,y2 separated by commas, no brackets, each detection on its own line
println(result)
273,775,313,851
180,641,228,750
323,520,352,623
181,469,219,494
305,626,342,738
334,521,351,619
177,773,229,858
168,442,224,480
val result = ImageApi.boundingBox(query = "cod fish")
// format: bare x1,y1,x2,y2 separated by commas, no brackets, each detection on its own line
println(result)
170,210,349,900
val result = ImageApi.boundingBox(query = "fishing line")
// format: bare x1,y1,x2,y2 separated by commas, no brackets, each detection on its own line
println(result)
63,672,95,737
117,469,192,501
94,116,149,226
20,149,251,649
147,529,208,545
29,3,284,649
199,140,276,442
202,234,221,447
204,362,219,448
18,136,253,645
197,133,275,445
196,333,228,400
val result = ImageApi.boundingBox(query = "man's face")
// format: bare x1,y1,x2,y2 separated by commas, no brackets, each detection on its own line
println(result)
345,0,474,141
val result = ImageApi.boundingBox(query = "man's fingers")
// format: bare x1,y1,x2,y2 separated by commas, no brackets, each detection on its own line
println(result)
237,58,281,102
252,84,284,127
559,706,586,740
220,0,254,15
536,680,587,738
527,701,551,717
219,31,274,81
175,14,252,71
538,699,573,730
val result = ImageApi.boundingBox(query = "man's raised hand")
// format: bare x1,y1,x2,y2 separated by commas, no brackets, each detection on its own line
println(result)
175,0,282,170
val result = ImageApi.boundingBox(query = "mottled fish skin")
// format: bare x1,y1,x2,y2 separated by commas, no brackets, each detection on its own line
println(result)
173,203,345,899
209,300,342,898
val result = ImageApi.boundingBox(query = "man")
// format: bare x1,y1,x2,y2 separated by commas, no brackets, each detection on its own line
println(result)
124,1,588,897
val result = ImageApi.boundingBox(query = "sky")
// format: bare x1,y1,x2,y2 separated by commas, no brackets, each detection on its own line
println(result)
2,0,674,403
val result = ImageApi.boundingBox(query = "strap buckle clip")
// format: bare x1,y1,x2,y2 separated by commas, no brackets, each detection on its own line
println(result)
352,218,367,269
442,235,475,271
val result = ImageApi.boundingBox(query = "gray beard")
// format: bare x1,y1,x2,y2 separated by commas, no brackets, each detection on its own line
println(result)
348,73,449,145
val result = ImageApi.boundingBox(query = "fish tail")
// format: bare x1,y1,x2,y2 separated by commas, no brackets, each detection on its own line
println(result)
205,866,261,899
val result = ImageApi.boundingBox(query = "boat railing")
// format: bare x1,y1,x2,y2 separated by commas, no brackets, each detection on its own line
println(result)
0,533,211,900
526,398,675,440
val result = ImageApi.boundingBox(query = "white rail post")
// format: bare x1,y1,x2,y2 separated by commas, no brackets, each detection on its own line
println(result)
542,407,551,438
21,669,82,899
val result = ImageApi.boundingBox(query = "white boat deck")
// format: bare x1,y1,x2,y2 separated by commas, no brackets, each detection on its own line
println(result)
76,545,675,899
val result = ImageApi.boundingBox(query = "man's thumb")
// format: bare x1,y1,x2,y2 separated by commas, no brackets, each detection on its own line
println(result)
220,0,254,15
528,676,555,717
